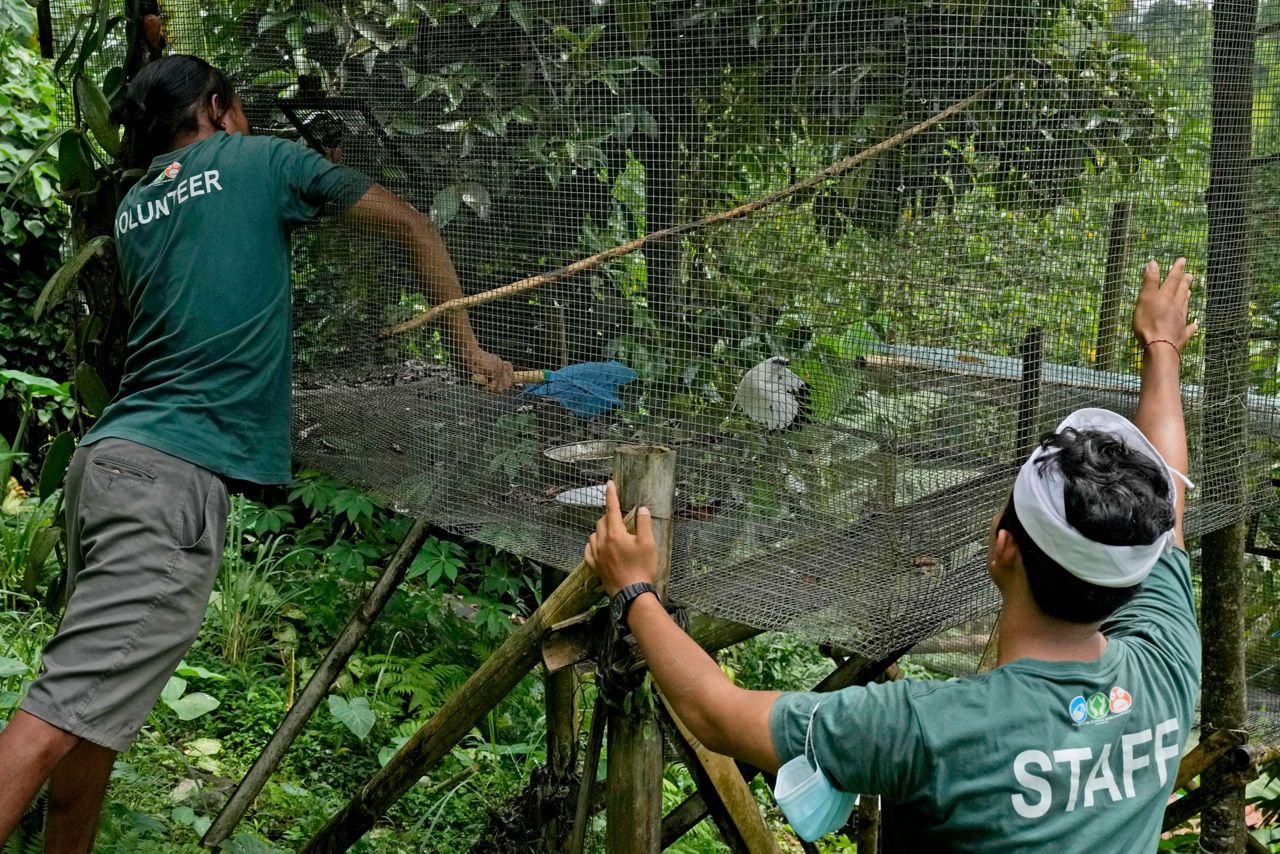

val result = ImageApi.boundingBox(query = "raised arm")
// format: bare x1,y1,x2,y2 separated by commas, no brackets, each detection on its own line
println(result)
1130,258,1198,547
345,184,514,391
584,482,783,772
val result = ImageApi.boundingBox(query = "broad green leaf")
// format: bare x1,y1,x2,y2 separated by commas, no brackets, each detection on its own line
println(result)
0,657,29,678
39,431,74,501
175,660,227,681
74,74,119,156
24,527,60,581
328,694,375,740
73,362,111,416
0,370,63,394
167,691,220,720
160,676,187,704
615,0,650,50
0,127,70,202
430,184,461,228
35,235,113,320
0,691,21,709
184,737,221,756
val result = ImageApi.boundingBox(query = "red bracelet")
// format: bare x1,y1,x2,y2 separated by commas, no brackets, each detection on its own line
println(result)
1143,339,1181,361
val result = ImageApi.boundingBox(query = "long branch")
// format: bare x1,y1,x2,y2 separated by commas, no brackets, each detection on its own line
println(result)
379,77,1008,339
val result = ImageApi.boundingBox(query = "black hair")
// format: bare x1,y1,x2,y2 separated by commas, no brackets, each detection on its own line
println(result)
115,55,235,168
997,427,1175,623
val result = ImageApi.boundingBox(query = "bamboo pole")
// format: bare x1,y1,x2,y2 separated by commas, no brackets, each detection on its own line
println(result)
201,516,438,848
606,446,677,853
1200,0,1258,844
379,79,1007,339
302,511,636,853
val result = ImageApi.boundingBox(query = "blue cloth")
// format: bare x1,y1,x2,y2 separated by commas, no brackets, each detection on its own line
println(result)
520,361,637,417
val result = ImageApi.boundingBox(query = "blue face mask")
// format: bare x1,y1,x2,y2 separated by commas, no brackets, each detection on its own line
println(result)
772,700,858,842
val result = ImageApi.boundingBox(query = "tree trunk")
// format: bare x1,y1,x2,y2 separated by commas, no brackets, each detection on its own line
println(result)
1200,0,1258,845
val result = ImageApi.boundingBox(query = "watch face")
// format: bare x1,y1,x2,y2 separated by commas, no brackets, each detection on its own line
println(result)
610,592,624,624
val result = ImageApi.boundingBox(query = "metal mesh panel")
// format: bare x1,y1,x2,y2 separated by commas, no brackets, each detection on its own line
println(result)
49,1,1279,668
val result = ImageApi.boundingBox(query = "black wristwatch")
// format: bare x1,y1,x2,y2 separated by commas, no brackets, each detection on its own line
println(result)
611,582,658,629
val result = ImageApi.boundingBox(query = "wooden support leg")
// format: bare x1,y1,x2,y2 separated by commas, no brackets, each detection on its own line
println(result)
660,648,911,847
659,698,780,854
856,795,881,854
542,563,578,852
605,446,677,854
660,794,707,850
566,693,608,854
302,513,635,853
202,516,438,849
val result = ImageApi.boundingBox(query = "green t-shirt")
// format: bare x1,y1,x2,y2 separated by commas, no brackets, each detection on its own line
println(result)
771,548,1199,852
84,132,372,483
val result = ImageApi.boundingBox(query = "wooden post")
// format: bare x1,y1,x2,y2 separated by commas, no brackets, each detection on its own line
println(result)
202,516,438,848
1094,200,1133,372
1015,327,1045,462
302,514,632,853
1201,0,1258,845
542,562,578,852
606,446,676,853
856,796,881,854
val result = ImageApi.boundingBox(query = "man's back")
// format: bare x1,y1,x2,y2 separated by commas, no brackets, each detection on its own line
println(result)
770,548,1199,852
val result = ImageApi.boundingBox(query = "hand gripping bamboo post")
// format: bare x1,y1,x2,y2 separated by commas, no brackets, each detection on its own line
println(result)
201,516,438,848
302,511,636,853
605,445,676,853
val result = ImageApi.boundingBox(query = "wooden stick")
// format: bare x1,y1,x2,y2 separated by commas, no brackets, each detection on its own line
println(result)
566,693,608,854
542,563,578,852
379,78,1008,339
302,510,637,853
606,446,677,854
201,516,438,849
659,697,781,854
661,649,909,847
660,794,708,849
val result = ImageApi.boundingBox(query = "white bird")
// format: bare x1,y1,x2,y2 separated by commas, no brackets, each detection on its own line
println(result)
734,356,811,431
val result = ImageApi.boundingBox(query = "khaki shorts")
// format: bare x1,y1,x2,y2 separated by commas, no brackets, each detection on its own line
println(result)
19,438,229,752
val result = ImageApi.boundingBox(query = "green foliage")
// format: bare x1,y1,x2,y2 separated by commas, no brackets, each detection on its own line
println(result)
0,7,67,392
157,674,221,721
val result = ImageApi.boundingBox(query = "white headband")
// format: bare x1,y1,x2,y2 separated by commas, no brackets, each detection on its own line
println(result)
1011,408,1193,588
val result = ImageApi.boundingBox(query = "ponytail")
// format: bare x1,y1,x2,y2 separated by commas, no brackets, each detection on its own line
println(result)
115,55,235,168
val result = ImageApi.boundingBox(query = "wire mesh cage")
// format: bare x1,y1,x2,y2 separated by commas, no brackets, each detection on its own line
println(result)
47,0,1280,702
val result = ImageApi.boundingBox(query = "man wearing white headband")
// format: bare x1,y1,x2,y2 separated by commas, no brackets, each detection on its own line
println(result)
584,258,1199,851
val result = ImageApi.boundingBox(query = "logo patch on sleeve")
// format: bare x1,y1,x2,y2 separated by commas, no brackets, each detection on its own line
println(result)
150,161,183,186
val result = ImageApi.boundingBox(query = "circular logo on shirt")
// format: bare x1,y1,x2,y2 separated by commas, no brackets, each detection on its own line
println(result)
1087,692,1110,720
1109,686,1133,714
1069,695,1088,724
